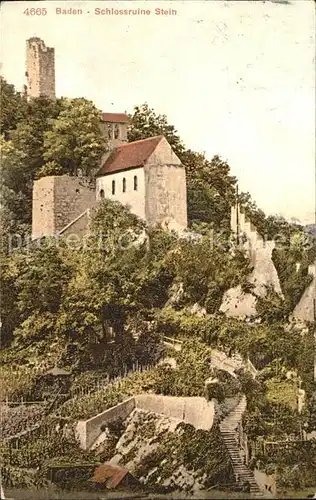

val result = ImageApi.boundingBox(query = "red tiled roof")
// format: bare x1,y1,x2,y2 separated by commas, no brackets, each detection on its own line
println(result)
91,463,129,489
96,135,164,176
107,468,129,489
101,113,129,123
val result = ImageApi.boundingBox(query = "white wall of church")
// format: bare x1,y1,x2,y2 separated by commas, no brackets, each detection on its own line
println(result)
144,164,188,231
96,167,146,220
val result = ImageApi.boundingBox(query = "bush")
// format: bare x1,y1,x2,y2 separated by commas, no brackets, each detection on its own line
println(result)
140,423,234,489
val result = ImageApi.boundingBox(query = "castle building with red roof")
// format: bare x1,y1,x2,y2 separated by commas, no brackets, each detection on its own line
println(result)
30,40,187,238
95,134,187,231
32,112,187,238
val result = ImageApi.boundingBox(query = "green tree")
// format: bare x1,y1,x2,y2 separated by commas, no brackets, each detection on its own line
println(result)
0,255,20,346
128,103,237,230
128,103,185,157
89,198,145,249
56,200,147,344
0,77,27,138
14,244,73,318
0,137,30,242
2,97,63,230
9,243,73,346
166,234,251,313
11,97,63,180
256,287,287,323
185,152,237,230
43,98,106,177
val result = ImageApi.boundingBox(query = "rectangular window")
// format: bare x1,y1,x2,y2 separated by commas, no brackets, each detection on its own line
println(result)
112,180,115,195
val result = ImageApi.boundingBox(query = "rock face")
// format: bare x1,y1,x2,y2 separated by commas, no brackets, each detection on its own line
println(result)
293,264,316,322
110,408,180,470
108,408,217,493
220,207,283,318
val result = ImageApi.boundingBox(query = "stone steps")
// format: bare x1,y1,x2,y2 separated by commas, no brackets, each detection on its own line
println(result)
220,396,264,498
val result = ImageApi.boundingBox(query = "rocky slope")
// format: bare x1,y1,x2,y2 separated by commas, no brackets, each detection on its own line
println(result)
95,407,234,493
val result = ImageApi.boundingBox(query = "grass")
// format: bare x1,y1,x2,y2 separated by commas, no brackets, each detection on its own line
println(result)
0,365,38,400
277,486,316,498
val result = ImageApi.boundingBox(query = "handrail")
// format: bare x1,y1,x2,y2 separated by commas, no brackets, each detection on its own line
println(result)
162,335,183,344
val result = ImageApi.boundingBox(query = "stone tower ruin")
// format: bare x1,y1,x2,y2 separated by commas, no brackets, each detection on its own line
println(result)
32,175,96,239
26,37,55,100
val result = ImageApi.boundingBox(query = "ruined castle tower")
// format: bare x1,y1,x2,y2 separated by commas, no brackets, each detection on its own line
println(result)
26,37,55,100
32,176,96,239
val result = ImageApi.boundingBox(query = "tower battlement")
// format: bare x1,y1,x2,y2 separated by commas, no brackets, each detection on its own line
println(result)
26,37,55,100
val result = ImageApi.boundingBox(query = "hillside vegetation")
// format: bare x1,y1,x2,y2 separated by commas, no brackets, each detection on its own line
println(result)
1,78,316,494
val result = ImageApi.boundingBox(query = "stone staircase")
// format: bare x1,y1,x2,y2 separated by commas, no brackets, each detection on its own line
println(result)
220,396,264,498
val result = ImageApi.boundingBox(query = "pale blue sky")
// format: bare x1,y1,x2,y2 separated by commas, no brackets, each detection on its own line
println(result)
0,0,315,223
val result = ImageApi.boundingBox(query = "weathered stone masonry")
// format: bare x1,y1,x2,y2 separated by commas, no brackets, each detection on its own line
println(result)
26,37,55,100
32,175,95,239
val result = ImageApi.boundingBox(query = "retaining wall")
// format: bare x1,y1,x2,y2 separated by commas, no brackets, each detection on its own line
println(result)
135,395,215,430
76,397,135,450
76,395,215,450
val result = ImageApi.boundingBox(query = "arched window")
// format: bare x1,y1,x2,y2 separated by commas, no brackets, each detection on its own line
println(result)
122,178,126,193
114,124,120,139
133,175,138,191
112,180,115,195
100,189,105,199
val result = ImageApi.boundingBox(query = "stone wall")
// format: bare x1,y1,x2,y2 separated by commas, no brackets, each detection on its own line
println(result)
32,175,95,239
58,210,91,239
135,395,215,430
144,164,187,232
76,395,215,450
32,176,55,239
26,38,55,100
76,397,136,450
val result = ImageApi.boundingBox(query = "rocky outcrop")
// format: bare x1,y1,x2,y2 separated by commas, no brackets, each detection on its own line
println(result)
220,207,283,318
110,408,206,492
293,264,316,322
110,408,180,470
109,408,230,493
